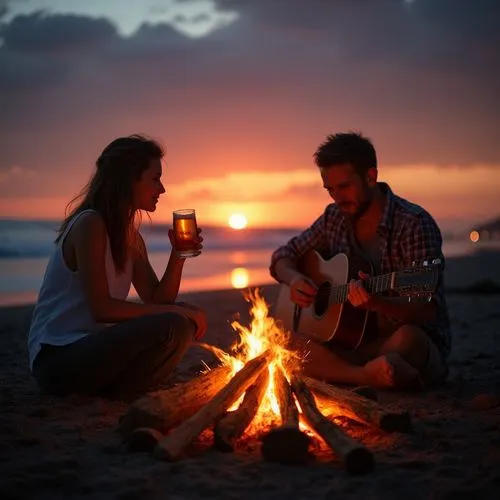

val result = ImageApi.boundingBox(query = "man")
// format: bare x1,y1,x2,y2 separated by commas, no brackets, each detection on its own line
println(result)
270,132,451,390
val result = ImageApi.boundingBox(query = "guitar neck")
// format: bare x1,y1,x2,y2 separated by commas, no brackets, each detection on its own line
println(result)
331,273,394,304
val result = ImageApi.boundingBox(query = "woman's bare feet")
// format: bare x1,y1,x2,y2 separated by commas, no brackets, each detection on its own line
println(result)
363,353,424,390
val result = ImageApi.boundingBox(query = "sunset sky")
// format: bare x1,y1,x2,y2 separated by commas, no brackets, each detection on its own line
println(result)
0,0,499,231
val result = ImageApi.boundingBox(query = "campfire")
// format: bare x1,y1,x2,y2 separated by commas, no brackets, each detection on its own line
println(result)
119,289,412,475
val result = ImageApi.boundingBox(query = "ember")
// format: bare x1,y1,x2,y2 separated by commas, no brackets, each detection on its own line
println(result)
120,289,412,475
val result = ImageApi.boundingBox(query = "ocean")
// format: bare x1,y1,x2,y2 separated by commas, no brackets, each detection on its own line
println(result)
0,219,496,306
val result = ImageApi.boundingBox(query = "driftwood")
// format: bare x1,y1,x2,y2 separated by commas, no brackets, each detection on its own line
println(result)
261,367,310,464
119,365,233,438
351,385,378,401
291,375,374,475
213,369,270,452
128,427,165,453
304,376,412,433
155,350,271,461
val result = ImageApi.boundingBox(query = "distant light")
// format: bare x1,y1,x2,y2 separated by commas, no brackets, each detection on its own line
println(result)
470,230,480,243
228,213,248,230
231,268,249,289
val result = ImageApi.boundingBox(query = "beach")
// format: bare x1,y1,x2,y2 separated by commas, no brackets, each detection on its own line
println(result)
1,0,498,497
1,256,500,499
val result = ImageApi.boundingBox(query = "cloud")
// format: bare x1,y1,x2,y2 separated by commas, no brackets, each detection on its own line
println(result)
280,183,325,200
0,1,499,204
171,170,327,204
0,11,117,53
0,165,36,185
1,0,239,38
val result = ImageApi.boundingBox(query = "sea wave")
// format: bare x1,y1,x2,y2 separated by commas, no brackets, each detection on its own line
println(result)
0,220,298,259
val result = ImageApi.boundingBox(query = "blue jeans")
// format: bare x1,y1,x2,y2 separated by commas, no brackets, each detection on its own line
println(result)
32,312,195,399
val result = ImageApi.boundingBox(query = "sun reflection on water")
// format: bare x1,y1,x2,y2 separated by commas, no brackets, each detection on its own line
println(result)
231,267,249,289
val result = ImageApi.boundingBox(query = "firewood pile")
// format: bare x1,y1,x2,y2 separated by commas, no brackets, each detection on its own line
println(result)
119,350,412,475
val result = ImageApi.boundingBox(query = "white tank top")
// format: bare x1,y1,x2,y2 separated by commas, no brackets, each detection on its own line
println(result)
28,209,133,370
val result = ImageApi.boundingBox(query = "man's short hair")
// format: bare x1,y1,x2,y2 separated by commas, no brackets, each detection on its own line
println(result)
313,132,377,176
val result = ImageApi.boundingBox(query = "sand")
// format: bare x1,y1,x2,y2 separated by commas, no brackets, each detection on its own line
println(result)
1,282,500,499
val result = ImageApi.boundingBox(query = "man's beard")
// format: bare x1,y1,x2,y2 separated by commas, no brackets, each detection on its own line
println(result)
341,191,373,221
352,198,372,220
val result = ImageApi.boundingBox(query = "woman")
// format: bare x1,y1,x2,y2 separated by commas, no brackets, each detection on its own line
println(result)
28,135,207,399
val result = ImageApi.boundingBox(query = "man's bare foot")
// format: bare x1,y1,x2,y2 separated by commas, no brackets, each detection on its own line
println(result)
363,355,395,388
364,353,424,390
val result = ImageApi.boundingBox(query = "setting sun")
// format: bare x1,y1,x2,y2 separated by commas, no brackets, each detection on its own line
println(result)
228,213,248,230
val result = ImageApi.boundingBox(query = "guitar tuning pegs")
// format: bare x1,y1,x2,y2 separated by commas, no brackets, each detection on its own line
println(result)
432,258,442,265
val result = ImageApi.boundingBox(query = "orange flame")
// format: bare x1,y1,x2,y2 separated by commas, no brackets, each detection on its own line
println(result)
212,288,302,432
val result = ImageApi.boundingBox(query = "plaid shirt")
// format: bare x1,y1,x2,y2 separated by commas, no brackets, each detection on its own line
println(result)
270,183,451,361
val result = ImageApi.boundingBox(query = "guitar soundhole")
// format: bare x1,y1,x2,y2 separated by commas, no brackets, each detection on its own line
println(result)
314,282,331,316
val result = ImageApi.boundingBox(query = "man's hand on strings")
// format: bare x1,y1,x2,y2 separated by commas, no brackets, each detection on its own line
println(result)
347,271,377,309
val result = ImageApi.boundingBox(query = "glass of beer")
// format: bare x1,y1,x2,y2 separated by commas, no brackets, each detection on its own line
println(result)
173,209,201,258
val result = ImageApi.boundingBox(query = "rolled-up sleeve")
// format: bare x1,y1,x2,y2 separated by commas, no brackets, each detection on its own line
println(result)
269,212,330,282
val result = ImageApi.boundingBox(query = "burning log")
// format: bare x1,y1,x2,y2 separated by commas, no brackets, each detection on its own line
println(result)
119,365,233,438
291,374,375,475
304,376,412,433
155,350,271,461
261,366,310,464
213,369,270,452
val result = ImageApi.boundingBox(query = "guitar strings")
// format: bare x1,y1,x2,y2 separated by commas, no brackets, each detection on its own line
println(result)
310,269,434,300
313,273,394,297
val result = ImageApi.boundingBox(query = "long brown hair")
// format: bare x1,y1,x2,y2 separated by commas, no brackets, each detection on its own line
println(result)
56,135,164,272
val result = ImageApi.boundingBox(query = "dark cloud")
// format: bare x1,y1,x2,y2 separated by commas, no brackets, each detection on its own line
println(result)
0,1,499,200
215,0,500,74
0,11,117,53
0,0,9,18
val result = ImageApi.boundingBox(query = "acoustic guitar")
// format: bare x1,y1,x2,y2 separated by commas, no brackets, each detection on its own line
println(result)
274,250,441,350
